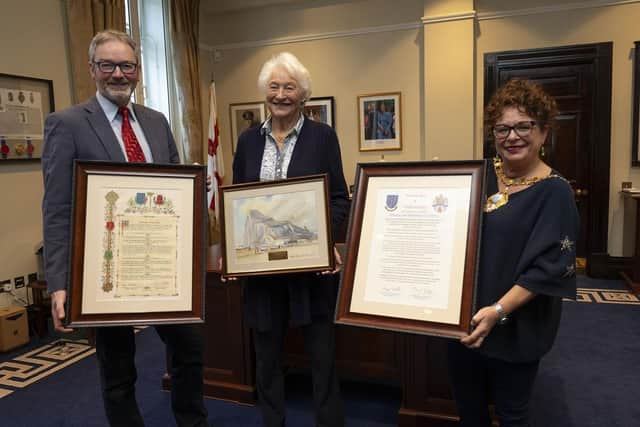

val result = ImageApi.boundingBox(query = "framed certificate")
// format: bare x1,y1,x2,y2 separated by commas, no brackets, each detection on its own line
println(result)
335,160,486,338
66,161,207,327
220,174,334,277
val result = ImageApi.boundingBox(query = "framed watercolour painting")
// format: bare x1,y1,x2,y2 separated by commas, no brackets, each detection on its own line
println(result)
304,96,335,128
220,174,334,277
335,160,487,339
66,161,207,327
229,102,266,153
358,92,401,152
0,73,54,162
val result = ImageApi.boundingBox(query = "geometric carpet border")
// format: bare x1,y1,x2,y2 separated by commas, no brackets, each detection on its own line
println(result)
0,339,94,398
568,287,640,305
0,326,147,399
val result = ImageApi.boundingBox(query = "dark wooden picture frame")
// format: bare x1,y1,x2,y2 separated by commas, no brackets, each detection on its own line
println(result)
229,101,266,154
633,41,640,166
220,174,334,278
304,96,335,128
335,160,486,338
0,72,54,162
66,160,207,327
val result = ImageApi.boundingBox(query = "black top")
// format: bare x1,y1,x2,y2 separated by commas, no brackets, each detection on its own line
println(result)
477,164,579,363
232,116,350,331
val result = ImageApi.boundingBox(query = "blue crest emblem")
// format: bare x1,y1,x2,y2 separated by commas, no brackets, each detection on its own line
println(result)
135,192,147,205
385,194,399,211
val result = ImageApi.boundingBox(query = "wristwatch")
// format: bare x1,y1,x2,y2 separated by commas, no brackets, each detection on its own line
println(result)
493,303,509,325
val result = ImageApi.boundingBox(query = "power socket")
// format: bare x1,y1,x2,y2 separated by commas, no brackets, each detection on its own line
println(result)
14,276,25,289
27,272,38,284
1,279,12,292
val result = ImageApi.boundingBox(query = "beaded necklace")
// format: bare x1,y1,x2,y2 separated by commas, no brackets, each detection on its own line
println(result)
484,157,559,212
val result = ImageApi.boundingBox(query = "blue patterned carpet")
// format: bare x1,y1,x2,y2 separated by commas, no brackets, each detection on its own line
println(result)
0,276,638,426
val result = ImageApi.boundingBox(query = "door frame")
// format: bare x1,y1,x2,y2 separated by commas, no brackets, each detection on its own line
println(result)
483,42,613,277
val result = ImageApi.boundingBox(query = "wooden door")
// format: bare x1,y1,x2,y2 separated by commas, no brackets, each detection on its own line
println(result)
484,43,613,275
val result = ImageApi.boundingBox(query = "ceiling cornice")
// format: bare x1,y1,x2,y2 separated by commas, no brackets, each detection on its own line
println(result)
201,0,639,51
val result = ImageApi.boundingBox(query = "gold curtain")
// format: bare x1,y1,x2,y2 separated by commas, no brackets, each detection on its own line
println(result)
168,0,203,164
65,0,126,103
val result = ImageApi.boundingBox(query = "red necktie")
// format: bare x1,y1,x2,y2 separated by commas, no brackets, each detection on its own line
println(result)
119,107,146,163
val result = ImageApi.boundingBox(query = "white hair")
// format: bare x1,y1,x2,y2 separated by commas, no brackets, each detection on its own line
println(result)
257,52,312,100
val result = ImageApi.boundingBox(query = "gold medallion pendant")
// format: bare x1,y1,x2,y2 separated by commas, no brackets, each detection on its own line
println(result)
485,191,508,212
485,157,561,213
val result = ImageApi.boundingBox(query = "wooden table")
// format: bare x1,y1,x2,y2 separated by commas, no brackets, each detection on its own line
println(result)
620,191,640,294
26,280,50,338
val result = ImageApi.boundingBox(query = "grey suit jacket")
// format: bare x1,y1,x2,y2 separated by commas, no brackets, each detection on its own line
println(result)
41,96,180,293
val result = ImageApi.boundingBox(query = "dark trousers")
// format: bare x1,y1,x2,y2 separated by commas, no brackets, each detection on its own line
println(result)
447,341,539,427
95,325,208,427
252,318,344,427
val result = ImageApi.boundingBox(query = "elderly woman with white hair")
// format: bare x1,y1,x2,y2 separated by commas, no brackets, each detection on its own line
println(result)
231,52,349,427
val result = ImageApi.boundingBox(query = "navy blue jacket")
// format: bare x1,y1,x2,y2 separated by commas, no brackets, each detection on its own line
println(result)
232,116,349,331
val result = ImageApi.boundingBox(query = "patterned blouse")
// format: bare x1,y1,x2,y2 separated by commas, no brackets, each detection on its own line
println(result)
259,114,304,181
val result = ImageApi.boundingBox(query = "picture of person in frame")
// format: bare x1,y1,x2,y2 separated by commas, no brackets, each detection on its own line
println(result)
363,101,376,140
375,100,395,139
303,105,326,124
240,109,261,131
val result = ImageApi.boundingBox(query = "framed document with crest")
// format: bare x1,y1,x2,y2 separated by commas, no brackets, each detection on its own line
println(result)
66,160,207,327
335,160,486,339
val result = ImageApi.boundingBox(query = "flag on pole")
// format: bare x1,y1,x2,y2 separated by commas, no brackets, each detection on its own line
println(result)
207,82,224,222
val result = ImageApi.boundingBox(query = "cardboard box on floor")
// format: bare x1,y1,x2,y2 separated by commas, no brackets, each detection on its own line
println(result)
0,305,29,352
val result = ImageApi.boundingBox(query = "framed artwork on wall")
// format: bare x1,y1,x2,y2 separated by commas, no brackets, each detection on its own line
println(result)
358,92,401,152
632,41,640,166
0,73,54,162
229,102,267,153
303,96,335,128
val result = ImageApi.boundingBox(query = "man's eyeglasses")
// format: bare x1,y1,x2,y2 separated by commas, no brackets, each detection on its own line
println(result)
492,121,537,139
93,61,138,74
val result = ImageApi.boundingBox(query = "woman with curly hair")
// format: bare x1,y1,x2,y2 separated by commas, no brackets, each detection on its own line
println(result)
447,79,579,426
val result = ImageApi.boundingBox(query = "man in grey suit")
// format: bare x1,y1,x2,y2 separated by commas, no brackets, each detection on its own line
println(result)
42,30,208,427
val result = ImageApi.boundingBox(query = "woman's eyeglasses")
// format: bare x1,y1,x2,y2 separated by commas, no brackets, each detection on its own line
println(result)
492,121,537,139
93,61,138,75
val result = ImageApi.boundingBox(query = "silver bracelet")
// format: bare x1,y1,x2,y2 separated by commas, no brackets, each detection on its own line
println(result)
493,302,509,325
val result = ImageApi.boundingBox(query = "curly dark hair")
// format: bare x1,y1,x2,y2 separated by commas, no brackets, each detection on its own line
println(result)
484,79,558,138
